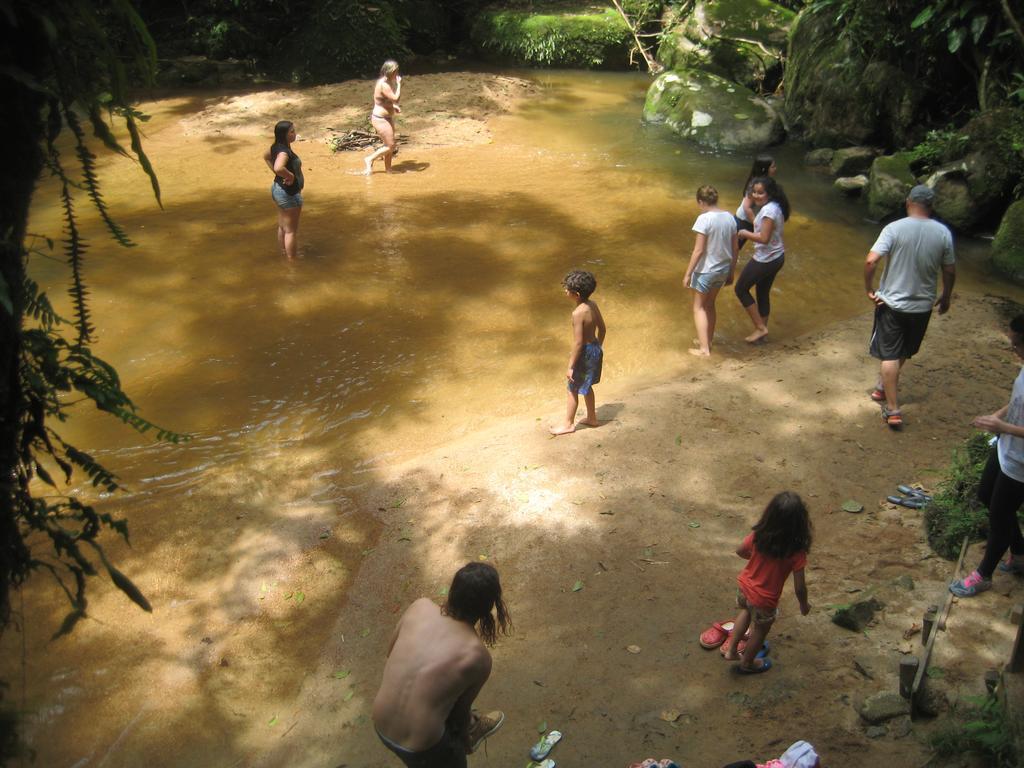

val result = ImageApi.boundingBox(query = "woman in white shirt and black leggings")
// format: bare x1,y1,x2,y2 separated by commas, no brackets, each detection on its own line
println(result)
735,176,790,344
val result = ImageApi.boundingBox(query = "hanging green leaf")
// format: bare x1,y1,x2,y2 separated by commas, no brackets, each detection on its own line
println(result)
911,7,935,28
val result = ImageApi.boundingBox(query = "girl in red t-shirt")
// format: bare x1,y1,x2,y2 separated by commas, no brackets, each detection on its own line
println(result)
721,491,812,673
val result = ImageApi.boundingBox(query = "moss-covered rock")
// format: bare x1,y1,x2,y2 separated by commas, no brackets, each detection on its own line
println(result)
958,109,1024,213
470,6,631,68
804,147,834,166
992,200,1024,283
642,68,784,152
867,152,916,220
829,147,879,176
926,167,974,231
657,0,794,91
784,5,923,147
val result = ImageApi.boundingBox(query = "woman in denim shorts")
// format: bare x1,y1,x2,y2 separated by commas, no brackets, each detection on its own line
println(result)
263,120,304,259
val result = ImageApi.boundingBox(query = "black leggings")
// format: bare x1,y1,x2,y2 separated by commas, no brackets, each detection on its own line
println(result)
978,449,1024,578
734,254,785,318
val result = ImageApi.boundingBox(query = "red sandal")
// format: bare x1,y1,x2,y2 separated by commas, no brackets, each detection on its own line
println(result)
699,620,735,649
882,407,903,429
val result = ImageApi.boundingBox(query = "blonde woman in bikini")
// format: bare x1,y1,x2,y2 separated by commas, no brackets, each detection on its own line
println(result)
364,60,402,174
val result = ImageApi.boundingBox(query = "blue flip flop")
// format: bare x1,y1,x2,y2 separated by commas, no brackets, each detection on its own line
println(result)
736,657,772,674
887,495,925,509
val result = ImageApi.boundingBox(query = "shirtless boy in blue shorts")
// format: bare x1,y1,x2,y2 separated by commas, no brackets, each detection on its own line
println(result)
551,269,607,435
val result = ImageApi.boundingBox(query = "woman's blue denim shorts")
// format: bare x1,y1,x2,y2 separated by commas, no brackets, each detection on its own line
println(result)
271,184,303,210
689,268,729,294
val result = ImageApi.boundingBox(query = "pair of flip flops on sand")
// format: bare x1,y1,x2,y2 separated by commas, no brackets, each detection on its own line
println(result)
527,729,562,767
886,484,932,509
627,760,681,768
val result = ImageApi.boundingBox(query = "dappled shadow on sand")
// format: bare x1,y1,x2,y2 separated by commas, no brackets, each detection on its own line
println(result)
6,293,1023,767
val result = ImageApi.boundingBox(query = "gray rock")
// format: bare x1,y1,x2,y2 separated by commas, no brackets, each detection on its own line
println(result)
894,574,915,591
804,148,835,166
891,716,912,738
860,691,910,724
830,146,880,176
643,69,785,152
865,725,888,738
835,175,868,195
927,166,974,231
867,152,916,220
833,597,884,632
853,656,876,679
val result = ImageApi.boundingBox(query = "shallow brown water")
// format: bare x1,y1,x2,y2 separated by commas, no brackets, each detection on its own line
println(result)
10,69,1015,766
26,70,1004,505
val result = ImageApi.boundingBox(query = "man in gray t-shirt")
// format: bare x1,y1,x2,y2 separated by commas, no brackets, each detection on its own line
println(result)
864,185,956,428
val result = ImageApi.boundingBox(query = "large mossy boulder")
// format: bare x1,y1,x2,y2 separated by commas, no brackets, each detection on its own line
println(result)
784,5,923,147
867,152,916,220
643,69,784,152
470,6,631,68
992,201,1024,283
915,109,1024,231
657,0,794,91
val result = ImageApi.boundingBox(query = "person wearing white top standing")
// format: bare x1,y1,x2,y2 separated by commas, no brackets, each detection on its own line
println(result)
864,184,955,429
683,185,738,356
735,176,790,343
949,314,1024,597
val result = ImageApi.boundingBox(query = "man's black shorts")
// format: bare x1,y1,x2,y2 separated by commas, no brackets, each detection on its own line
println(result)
869,303,932,361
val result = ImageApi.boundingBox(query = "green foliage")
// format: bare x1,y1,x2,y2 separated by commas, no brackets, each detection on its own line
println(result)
923,431,992,559
803,0,1024,111
907,126,970,172
930,694,1017,767
277,0,410,82
471,7,632,68
1,1,186,634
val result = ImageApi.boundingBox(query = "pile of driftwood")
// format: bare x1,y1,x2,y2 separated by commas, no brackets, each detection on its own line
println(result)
326,129,408,153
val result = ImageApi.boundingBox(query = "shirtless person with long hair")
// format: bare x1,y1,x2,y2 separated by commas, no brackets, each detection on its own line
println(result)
372,562,510,767
364,59,402,174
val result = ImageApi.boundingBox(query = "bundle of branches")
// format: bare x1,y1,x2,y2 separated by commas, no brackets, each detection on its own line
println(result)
326,129,409,152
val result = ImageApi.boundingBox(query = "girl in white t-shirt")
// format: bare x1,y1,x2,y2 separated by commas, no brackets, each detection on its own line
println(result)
735,176,790,343
683,185,738,356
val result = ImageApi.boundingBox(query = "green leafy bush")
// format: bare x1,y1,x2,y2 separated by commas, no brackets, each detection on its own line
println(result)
908,126,969,173
275,0,410,82
471,7,632,68
923,431,992,559
931,694,1017,767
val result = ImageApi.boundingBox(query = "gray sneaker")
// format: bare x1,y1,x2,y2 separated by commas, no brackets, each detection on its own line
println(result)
999,555,1024,575
949,570,992,597
467,710,504,753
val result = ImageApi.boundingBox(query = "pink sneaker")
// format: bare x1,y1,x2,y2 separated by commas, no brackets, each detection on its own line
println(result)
999,555,1024,575
949,569,992,597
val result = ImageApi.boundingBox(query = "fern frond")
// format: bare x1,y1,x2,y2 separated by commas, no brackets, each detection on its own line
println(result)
124,109,162,208
22,276,64,328
66,106,134,248
56,137,93,345
88,105,130,159
86,541,152,612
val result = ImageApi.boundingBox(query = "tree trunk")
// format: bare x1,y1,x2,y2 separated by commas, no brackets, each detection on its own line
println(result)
0,13,49,625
